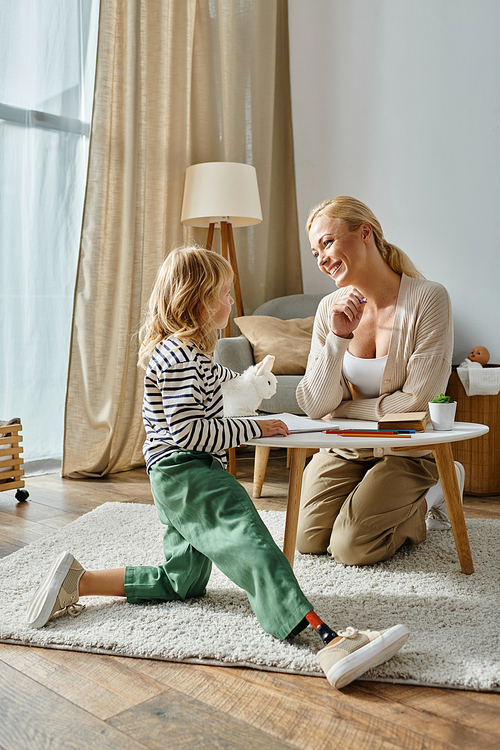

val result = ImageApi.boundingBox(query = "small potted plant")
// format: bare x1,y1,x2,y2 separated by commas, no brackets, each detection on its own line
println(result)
428,393,457,431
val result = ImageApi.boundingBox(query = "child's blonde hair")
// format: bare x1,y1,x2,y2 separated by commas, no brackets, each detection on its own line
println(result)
138,246,233,369
306,196,424,279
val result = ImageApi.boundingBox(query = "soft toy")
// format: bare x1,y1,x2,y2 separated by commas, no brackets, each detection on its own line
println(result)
467,346,490,367
222,355,277,416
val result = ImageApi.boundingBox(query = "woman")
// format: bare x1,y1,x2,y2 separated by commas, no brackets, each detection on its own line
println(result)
296,196,453,565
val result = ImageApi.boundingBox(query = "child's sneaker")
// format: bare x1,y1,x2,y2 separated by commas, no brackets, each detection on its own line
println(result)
318,624,409,689
426,462,465,530
26,551,86,628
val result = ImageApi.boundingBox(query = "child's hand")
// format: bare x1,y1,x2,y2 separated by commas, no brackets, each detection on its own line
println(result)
256,419,290,437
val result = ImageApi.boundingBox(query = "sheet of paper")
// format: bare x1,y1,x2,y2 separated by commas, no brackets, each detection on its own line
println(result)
251,413,337,433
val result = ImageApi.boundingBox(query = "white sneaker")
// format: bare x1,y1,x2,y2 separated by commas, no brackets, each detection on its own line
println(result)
26,551,86,628
317,624,410,689
425,462,465,530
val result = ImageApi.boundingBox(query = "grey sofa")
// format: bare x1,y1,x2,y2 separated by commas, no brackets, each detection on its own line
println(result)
214,293,325,415
215,292,325,496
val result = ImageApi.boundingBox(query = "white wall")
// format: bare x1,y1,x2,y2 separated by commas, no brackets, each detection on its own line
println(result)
289,0,500,364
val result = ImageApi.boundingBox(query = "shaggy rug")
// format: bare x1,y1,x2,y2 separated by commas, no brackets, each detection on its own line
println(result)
0,502,498,692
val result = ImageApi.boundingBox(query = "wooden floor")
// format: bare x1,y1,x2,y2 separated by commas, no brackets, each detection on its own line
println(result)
0,448,499,750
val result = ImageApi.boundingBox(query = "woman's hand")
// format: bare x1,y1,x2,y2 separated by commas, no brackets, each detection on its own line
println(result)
256,419,290,437
329,288,367,338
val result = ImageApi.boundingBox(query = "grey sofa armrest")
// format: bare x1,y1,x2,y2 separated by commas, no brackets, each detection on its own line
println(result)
214,335,254,374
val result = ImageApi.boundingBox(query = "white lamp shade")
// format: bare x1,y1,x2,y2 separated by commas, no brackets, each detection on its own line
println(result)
181,162,262,227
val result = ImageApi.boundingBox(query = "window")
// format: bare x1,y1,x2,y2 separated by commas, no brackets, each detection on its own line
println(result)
0,0,99,472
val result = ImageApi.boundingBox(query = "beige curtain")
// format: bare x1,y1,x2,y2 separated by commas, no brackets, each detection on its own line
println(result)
62,0,302,477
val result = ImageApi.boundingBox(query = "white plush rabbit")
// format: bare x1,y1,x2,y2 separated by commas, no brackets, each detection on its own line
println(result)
222,355,277,416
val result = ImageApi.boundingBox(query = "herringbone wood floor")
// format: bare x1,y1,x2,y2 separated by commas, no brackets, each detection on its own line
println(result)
0,448,499,750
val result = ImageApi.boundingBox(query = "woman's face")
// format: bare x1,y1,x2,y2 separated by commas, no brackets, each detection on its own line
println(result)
309,215,370,287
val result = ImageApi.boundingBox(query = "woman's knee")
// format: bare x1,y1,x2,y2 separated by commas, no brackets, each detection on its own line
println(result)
328,523,382,566
296,531,329,555
329,537,364,565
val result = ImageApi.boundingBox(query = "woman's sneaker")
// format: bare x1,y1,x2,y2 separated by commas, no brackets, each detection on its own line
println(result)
426,462,465,530
318,624,410,689
26,551,86,628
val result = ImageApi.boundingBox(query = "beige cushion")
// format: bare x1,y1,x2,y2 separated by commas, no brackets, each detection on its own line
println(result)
234,315,315,375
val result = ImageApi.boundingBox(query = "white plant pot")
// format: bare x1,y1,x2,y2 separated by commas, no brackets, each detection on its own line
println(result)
428,401,457,431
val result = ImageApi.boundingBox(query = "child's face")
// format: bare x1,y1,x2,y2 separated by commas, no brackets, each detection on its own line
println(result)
212,282,234,329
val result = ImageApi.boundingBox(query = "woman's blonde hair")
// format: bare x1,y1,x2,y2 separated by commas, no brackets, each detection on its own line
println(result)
306,196,424,278
138,246,233,369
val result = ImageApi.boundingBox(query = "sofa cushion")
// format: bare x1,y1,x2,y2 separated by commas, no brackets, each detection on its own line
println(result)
234,315,314,375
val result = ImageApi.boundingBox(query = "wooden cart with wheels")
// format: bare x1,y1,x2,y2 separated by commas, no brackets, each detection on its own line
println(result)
0,419,29,502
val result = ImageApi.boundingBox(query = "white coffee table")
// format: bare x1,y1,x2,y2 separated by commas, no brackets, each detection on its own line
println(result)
248,419,489,574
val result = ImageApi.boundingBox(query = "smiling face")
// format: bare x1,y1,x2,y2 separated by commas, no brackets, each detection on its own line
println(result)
308,215,371,287
212,282,234,329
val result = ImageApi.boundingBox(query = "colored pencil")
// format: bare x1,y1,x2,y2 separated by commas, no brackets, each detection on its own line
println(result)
325,430,412,438
339,433,412,438
338,433,412,438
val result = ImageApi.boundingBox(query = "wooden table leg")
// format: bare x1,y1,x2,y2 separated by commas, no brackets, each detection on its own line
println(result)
282,447,307,567
253,445,271,498
432,442,474,574
227,447,237,478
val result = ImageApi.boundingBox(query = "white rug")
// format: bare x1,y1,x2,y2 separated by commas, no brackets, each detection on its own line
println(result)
0,502,498,692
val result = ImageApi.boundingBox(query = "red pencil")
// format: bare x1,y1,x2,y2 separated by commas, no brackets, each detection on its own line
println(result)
340,433,411,438
325,430,412,438
326,427,398,435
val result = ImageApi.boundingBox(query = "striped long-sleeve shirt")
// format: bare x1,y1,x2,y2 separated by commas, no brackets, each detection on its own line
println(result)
142,338,262,472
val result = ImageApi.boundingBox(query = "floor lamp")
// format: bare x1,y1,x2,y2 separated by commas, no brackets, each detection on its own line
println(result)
181,162,262,338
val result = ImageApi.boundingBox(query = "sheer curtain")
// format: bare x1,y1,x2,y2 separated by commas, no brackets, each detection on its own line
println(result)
0,0,99,472
62,0,302,477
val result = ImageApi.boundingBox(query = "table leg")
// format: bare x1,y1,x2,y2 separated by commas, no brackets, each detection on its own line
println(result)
253,445,271,498
432,442,474,574
282,447,307,567
228,447,237,478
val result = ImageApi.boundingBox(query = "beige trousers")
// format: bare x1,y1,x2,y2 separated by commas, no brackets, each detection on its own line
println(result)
297,451,439,565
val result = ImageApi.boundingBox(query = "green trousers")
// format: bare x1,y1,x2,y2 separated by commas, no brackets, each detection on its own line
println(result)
124,451,312,640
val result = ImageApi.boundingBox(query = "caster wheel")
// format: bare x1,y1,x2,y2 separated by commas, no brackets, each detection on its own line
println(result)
15,489,29,502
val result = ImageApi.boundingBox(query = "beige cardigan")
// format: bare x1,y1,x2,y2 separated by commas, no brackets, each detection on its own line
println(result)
296,274,453,456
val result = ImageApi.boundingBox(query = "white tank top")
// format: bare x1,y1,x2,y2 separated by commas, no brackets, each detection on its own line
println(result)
343,350,387,399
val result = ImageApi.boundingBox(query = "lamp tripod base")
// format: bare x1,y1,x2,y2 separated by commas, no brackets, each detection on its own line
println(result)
206,221,244,338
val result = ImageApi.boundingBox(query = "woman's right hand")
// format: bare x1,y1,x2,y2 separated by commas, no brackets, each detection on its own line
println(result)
330,288,367,338
256,419,290,437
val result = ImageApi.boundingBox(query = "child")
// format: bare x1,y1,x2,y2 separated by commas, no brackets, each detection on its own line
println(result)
26,246,409,689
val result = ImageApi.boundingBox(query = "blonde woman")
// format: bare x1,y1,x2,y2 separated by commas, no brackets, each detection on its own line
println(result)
296,197,456,564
